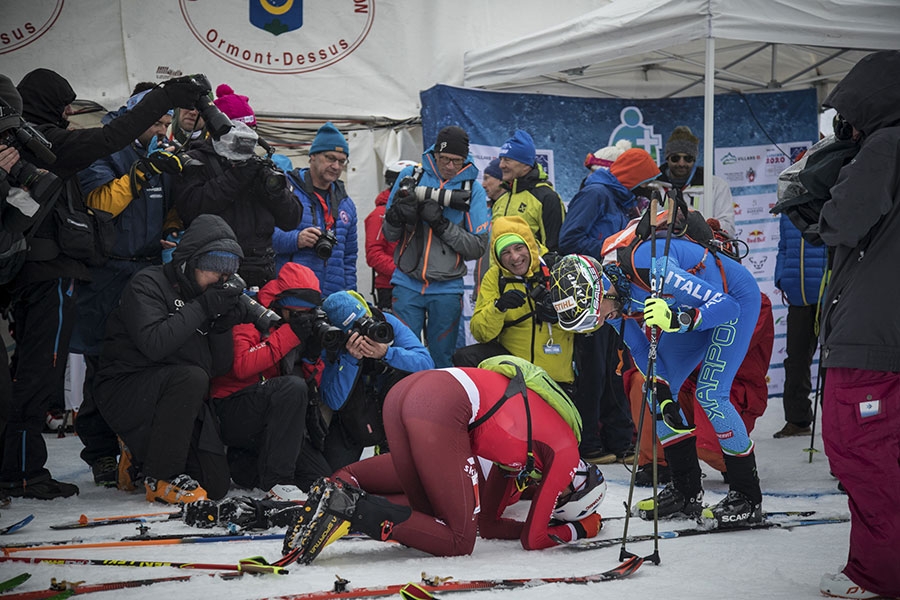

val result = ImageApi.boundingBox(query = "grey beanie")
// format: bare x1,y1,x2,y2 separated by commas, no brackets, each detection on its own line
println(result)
665,126,700,159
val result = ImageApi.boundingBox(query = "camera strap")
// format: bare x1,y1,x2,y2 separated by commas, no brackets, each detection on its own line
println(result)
312,191,336,230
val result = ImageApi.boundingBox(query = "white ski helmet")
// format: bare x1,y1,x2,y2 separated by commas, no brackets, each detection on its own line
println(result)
384,160,418,189
549,254,613,333
553,461,607,521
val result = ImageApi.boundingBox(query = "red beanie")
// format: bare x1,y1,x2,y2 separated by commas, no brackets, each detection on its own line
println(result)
610,148,661,190
213,83,256,127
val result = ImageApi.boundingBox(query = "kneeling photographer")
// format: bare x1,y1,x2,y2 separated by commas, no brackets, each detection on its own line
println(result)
210,262,331,502
307,290,433,476
174,84,301,289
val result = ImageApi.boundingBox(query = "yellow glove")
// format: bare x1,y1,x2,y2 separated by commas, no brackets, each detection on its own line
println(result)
643,298,679,332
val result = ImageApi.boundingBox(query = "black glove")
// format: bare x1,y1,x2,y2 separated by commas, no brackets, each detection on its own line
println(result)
159,75,211,109
289,310,318,343
385,194,418,227
209,301,250,333
140,151,183,176
198,283,243,319
419,200,450,236
494,289,527,312
232,159,263,186
532,287,559,323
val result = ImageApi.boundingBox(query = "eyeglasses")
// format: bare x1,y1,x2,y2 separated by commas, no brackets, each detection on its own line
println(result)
437,155,465,167
668,154,695,163
319,153,348,167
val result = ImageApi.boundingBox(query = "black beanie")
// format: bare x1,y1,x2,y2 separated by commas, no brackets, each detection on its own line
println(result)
435,126,469,157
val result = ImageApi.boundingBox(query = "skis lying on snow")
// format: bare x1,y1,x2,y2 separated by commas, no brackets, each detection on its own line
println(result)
0,572,245,600
0,554,289,575
49,511,180,530
255,556,643,600
0,573,32,593
1,515,35,535
556,515,849,550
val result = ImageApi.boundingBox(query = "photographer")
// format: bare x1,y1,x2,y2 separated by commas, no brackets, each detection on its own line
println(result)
209,262,325,502
382,126,490,368
174,83,301,289
0,68,209,500
71,87,183,487
273,122,357,296
94,215,247,504
295,290,432,484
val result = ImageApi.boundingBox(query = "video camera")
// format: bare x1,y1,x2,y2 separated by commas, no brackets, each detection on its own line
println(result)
219,273,282,332
395,176,471,211
0,97,63,216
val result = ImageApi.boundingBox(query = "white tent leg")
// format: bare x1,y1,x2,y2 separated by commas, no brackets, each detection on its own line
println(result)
703,35,715,217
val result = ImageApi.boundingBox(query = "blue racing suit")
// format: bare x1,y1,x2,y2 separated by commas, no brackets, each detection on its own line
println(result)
616,238,761,456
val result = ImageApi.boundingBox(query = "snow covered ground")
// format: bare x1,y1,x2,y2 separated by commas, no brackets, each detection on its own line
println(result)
0,399,850,599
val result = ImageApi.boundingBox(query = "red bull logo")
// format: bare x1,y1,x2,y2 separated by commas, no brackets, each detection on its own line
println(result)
747,230,765,243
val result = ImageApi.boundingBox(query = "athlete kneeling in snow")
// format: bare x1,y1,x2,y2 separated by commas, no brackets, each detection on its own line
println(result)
549,252,764,528
282,367,606,563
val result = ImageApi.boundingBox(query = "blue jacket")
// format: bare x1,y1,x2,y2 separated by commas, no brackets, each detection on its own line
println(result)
775,214,828,306
383,147,490,295
273,168,358,296
558,168,637,258
320,311,434,409
78,144,171,259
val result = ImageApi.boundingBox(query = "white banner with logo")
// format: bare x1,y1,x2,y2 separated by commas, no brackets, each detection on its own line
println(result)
715,141,816,398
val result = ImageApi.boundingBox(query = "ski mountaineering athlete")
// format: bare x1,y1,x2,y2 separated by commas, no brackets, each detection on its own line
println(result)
548,247,764,528
280,366,607,562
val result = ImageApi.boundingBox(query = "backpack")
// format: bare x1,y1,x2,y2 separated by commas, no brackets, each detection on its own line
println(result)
474,354,582,443
0,229,27,285
601,189,742,294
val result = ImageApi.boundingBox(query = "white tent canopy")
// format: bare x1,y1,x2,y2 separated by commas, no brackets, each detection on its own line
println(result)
464,0,900,214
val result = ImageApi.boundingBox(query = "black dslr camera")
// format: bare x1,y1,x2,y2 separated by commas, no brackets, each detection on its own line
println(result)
351,315,394,344
314,229,338,260
168,74,233,140
0,97,63,210
219,273,282,331
311,308,346,351
395,176,471,211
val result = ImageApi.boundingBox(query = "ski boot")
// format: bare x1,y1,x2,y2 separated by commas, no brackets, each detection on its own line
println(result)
701,490,763,528
634,482,703,520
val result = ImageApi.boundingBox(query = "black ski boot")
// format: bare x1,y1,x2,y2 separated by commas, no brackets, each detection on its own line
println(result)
702,453,763,528
633,436,703,520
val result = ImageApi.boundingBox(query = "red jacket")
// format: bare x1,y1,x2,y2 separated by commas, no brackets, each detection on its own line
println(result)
210,263,324,399
364,189,397,290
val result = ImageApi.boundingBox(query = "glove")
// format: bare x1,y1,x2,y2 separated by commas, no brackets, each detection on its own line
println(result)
385,194,418,227
419,199,450,236
531,287,558,323
232,159,263,186
643,298,679,332
659,398,696,433
140,151,183,175
494,289,527,312
209,301,250,333
159,75,211,109
288,309,318,343
572,512,602,539
198,283,243,319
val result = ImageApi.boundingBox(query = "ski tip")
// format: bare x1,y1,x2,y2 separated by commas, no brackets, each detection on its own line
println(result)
1,514,34,535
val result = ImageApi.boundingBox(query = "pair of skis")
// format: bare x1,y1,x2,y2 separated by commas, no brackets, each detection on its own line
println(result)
0,555,642,600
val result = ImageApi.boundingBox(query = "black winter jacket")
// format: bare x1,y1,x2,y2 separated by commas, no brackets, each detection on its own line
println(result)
96,214,241,382
819,51,900,372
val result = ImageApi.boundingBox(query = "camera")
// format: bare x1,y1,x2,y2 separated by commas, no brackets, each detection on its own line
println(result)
351,316,394,344
0,100,63,222
396,176,470,211
246,155,286,197
311,308,346,352
220,274,282,332
314,229,338,260
177,74,233,140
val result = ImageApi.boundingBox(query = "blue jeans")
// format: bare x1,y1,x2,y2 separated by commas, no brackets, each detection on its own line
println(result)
391,287,461,368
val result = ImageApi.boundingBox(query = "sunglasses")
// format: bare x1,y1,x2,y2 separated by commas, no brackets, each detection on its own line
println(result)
668,154,695,163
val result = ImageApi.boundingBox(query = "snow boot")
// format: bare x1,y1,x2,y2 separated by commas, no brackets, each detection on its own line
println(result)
820,572,884,599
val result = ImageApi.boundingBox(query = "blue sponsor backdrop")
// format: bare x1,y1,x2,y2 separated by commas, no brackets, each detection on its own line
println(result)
420,85,818,203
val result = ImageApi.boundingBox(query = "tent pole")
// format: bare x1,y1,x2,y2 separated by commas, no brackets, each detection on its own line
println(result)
703,36,715,218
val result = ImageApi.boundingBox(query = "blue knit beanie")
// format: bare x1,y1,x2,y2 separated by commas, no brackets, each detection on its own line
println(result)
484,158,502,179
310,121,349,156
195,250,241,275
322,291,370,332
499,129,536,166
